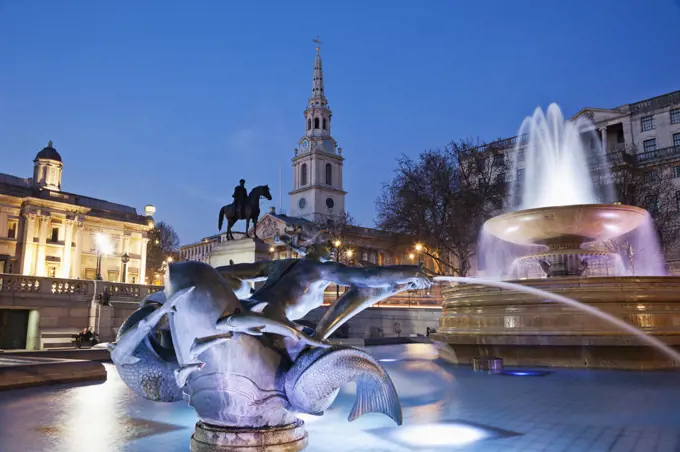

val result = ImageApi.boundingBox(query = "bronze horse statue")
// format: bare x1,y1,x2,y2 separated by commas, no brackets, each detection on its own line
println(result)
218,185,272,240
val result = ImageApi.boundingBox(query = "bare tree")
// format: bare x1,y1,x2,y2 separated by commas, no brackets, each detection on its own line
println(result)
376,139,509,276
597,156,680,272
146,221,180,278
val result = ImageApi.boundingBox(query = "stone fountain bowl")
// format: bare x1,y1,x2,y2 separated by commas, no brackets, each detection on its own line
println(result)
483,204,649,247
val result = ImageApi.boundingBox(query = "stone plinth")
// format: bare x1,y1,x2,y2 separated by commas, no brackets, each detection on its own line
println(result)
434,276,680,370
209,238,271,267
190,420,308,452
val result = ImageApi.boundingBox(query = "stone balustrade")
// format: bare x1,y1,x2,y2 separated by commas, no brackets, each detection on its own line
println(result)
0,273,162,300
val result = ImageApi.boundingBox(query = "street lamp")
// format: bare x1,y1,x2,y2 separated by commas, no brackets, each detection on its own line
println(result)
415,243,423,252
121,252,130,283
95,232,113,281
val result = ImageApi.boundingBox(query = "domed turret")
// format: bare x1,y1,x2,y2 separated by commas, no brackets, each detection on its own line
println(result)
34,140,63,163
33,140,64,191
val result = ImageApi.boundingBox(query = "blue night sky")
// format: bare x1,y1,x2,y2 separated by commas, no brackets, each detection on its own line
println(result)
1,1,679,244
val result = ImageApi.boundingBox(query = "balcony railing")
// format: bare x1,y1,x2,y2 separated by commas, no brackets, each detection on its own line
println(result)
634,145,680,166
629,91,680,114
0,273,162,299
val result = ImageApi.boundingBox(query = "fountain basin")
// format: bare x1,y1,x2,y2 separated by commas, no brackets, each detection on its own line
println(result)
483,204,648,247
433,276,680,370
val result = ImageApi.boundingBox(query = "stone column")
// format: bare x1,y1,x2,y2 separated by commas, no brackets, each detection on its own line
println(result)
139,237,149,284
600,127,608,153
34,216,49,277
71,221,83,279
21,214,37,275
61,220,74,278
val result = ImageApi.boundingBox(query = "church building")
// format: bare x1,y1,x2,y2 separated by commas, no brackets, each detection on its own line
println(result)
180,44,431,271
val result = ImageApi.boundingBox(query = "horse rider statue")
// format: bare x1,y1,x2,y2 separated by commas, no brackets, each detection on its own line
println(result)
233,179,248,220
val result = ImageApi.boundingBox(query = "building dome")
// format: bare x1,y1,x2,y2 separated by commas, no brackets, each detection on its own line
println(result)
34,140,62,163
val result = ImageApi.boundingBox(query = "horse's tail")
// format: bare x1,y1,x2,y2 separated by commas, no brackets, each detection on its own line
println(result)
218,206,225,231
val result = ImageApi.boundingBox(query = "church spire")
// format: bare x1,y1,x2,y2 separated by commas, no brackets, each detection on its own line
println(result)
311,37,326,104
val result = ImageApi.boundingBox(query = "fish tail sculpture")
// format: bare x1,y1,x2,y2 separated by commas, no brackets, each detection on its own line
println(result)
108,302,185,402
283,346,403,425
107,288,202,402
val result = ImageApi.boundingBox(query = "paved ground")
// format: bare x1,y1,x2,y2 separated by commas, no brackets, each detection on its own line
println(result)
0,351,679,452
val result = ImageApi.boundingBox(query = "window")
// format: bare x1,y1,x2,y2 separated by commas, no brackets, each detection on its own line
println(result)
647,196,660,215
674,133,680,147
671,108,680,125
643,170,659,183
325,163,332,185
517,150,525,162
492,154,504,166
643,138,657,153
322,118,327,130
517,168,525,179
495,172,506,185
7,221,16,239
50,227,59,242
314,118,320,129
641,115,655,132
674,166,680,178
301,163,308,186
307,119,311,130
617,130,625,144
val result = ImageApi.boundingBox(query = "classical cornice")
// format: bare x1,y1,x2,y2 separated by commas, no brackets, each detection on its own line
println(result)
288,185,347,196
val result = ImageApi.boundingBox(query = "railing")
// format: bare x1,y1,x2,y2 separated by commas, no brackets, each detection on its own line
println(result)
321,284,443,308
629,91,680,114
0,273,162,299
634,145,680,166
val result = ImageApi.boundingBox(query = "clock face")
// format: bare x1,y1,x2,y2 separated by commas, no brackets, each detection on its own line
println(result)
300,139,309,151
298,197,306,210
326,197,335,209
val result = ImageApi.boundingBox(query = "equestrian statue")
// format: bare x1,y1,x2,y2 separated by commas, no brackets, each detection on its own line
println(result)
217,179,273,240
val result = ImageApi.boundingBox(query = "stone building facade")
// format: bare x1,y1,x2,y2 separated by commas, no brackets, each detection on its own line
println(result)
0,141,154,283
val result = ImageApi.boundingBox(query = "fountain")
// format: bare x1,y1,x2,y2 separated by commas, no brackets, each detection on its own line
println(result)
434,103,680,370
108,236,433,451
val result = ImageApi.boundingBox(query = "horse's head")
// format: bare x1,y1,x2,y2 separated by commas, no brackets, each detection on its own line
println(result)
261,185,273,201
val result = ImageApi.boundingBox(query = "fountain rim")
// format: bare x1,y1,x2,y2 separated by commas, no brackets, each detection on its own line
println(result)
483,203,650,246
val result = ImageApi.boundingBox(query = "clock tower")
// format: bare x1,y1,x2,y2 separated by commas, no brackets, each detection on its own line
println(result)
289,41,346,222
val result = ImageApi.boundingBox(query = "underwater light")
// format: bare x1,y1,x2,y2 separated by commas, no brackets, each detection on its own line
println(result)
391,423,489,447
502,370,552,377
379,358,399,363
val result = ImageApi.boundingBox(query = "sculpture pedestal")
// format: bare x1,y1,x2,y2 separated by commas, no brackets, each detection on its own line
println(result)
190,420,309,452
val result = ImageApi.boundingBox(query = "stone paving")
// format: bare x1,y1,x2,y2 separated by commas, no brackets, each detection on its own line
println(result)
0,352,679,451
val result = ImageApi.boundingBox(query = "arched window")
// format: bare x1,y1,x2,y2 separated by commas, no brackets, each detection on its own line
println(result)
307,118,311,130
322,118,327,130
325,163,332,185
314,118,320,129
301,163,308,186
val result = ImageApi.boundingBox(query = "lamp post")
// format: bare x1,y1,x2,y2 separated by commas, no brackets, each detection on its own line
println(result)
121,253,130,283
94,232,112,281
332,240,342,299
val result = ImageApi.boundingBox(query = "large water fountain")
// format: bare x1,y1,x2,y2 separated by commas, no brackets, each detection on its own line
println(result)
435,104,680,369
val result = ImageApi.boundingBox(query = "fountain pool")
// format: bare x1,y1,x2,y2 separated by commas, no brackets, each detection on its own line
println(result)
2,346,680,452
